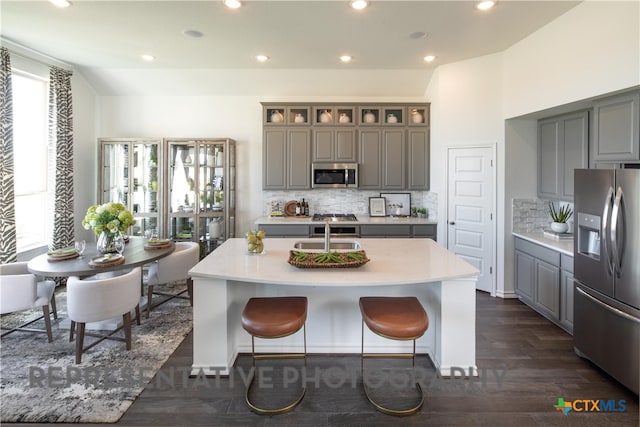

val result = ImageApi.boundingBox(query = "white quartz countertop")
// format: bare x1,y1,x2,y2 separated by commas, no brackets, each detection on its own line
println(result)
190,238,477,287
254,215,438,225
512,232,574,257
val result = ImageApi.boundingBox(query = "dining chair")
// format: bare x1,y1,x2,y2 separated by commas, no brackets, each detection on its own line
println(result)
67,267,142,363
0,262,57,342
145,241,199,318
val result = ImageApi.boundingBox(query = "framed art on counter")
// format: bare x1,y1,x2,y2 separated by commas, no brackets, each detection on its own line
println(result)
380,192,411,216
369,197,386,217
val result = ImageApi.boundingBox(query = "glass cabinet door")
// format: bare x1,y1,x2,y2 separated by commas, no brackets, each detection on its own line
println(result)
167,141,196,241
164,138,236,257
99,138,162,237
131,142,161,237
101,142,129,207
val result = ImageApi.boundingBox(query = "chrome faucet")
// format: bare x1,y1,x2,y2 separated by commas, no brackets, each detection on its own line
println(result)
324,220,331,252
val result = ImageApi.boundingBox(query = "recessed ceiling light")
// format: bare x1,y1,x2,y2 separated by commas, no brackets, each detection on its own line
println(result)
475,1,496,11
183,29,204,38
423,55,436,63
224,0,242,9
256,55,270,63
49,0,72,7
350,1,369,10
340,55,353,63
141,54,156,62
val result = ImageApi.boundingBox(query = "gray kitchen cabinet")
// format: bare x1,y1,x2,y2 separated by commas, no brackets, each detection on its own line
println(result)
312,128,357,162
262,102,429,190
534,259,560,320
407,129,430,190
514,237,565,326
358,129,405,190
360,224,411,237
262,128,311,190
257,224,310,238
360,223,436,240
287,128,311,189
560,253,574,334
263,129,286,189
358,129,382,189
412,224,437,240
538,110,588,201
382,129,406,189
514,248,535,302
591,90,640,163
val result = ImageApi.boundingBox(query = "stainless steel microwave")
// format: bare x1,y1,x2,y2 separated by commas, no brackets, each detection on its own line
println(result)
311,163,358,188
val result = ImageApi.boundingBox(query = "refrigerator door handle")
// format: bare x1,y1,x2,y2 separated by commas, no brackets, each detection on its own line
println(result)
576,287,640,324
611,186,624,278
602,186,615,276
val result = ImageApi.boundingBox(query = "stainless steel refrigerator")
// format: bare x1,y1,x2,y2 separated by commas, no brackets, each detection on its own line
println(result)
573,168,639,395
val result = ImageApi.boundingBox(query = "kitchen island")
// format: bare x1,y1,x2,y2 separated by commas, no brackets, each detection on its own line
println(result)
188,238,479,377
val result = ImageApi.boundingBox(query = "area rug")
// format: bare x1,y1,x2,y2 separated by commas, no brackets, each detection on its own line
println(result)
0,283,193,423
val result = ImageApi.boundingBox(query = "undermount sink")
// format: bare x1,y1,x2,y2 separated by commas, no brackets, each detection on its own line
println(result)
293,240,362,250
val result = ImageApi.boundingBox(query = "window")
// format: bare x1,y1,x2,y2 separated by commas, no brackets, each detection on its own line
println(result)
12,70,51,251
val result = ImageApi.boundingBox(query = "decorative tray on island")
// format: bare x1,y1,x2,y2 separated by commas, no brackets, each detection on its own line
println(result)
288,250,370,269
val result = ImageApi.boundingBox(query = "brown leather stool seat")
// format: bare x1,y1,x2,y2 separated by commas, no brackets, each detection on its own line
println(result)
241,296,308,415
360,297,429,340
242,297,307,338
359,296,429,417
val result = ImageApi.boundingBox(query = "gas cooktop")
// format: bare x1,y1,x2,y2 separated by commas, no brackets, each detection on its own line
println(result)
312,213,358,222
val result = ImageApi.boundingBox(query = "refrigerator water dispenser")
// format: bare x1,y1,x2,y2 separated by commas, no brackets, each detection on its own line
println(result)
577,212,601,258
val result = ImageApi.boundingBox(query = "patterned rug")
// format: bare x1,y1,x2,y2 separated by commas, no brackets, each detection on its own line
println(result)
0,282,193,423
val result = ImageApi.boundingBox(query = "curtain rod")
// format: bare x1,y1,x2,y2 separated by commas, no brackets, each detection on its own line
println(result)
1,38,73,71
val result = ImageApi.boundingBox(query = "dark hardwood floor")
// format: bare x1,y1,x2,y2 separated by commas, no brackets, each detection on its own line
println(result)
12,292,639,426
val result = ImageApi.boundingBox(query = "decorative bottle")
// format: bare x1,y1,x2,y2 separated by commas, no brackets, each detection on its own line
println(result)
270,110,283,123
319,110,332,123
363,110,375,123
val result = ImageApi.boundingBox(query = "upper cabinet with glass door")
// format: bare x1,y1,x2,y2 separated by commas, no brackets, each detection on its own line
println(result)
98,138,162,237
164,138,236,257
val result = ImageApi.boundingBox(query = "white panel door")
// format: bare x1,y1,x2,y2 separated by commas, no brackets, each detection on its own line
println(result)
447,147,495,294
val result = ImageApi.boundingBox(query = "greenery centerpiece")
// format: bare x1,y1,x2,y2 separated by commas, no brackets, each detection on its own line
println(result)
82,202,136,254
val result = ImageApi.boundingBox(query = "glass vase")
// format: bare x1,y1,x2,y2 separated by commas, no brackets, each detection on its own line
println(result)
97,231,123,254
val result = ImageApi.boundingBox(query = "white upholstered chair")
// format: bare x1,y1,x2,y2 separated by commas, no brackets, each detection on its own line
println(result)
146,241,199,318
67,267,142,364
0,261,57,342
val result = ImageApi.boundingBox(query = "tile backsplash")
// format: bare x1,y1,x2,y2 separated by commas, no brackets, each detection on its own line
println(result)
512,198,574,233
263,190,438,219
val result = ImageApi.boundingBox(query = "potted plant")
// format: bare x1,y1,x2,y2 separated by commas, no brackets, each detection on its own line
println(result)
416,208,428,218
548,202,573,233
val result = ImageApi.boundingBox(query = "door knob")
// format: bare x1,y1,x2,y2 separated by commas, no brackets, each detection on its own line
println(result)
449,221,455,225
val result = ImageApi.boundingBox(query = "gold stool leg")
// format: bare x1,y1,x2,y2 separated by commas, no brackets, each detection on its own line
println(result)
245,325,307,415
361,320,425,416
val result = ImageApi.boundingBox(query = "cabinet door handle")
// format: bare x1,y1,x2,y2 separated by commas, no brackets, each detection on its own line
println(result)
449,221,455,225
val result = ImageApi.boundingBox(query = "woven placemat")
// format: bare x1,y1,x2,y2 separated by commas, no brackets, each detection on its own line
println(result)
288,250,370,269
144,242,172,250
89,254,125,268
47,252,79,262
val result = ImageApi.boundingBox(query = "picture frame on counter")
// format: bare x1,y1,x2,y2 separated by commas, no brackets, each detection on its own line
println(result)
369,197,386,217
380,192,411,217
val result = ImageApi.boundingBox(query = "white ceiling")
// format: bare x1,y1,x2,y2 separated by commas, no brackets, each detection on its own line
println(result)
1,0,580,96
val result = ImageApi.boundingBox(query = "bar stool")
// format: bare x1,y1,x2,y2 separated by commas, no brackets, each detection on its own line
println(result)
241,296,308,415
359,296,429,416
